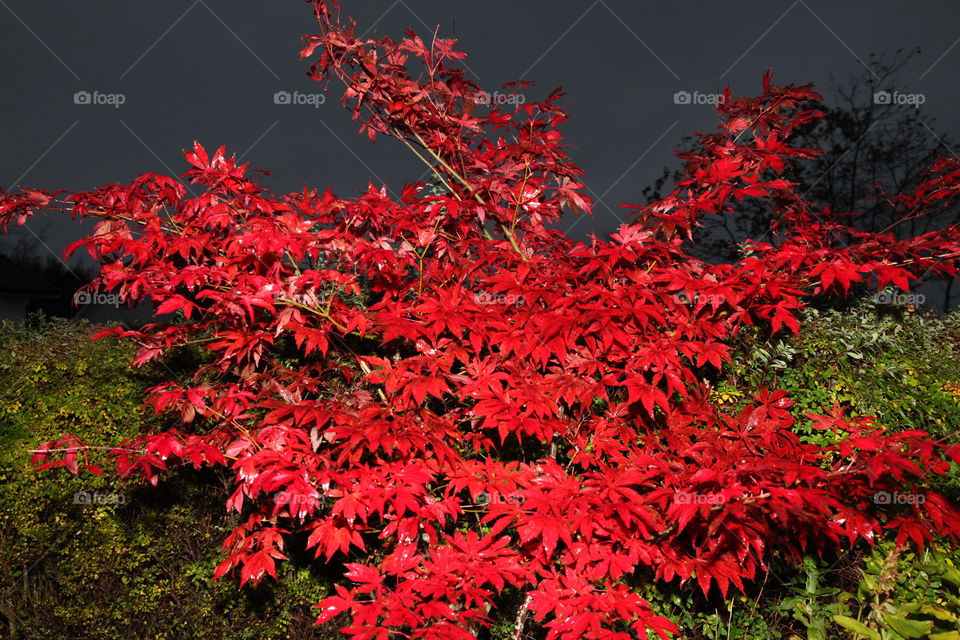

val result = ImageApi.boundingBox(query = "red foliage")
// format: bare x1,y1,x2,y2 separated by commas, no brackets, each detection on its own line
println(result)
5,2,960,638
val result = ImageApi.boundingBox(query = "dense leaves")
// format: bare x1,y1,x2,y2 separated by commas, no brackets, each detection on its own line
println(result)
0,316,334,639
4,2,960,638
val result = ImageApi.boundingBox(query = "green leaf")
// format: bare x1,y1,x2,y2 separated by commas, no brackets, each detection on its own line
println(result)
833,615,881,640
881,613,934,638
942,567,960,588
919,605,960,623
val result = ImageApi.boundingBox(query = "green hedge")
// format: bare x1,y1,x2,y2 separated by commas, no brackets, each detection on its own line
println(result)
0,314,333,639
653,298,960,639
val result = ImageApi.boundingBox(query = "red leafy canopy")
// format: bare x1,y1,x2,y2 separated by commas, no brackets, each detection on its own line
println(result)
5,2,960,639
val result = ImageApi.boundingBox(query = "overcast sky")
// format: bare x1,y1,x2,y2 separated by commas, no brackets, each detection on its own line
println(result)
2,0,959,267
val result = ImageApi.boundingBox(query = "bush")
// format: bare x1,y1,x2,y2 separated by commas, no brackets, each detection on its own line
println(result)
716,298,960,433
666,297,960,639
3,4,960,634
1,301,958,639
0,314,333,639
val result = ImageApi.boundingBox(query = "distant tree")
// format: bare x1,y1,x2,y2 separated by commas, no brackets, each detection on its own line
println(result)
0,235,95,318
646,50,959,310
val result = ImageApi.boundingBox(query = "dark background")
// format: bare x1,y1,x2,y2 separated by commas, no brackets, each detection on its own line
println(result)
1,1,959,313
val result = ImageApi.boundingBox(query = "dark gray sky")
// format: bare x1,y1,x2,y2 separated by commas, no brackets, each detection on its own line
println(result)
2,0,960,266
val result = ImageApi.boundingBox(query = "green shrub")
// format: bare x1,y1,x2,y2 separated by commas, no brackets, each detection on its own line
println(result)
684,297,960,639
0,313,333,639
720,298,960,440
834,541,960,640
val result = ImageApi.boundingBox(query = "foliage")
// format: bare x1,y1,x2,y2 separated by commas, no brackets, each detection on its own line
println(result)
835,541,960,640
2,2,960,639
0,315,333,639
661,297,960,640
1,300,958,638
653,49,959,286
718,297,960,429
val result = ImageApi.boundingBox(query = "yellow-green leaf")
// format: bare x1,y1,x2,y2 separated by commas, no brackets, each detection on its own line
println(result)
833,615,881,640
881,614,934,639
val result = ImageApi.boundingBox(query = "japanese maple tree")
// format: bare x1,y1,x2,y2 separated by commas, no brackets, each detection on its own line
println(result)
4,2,960,638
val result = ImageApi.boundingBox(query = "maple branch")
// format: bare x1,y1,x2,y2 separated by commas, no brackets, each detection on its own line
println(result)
513,593,532,640
398,130,528,260
357,358,388,403
394,132,460,198
27,446,147,454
